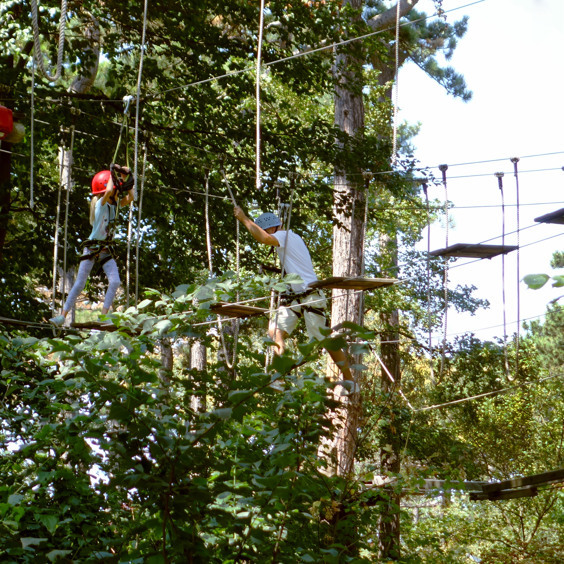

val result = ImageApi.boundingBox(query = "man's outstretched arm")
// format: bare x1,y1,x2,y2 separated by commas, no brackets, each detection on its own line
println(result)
234,206,280,246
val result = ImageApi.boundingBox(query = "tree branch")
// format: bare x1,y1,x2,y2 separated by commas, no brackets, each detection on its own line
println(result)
367,0,420,31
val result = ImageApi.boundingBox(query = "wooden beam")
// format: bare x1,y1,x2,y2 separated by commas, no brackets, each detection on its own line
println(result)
309,277,397,291
481,468,564,494
534,208,564,225
429,243,518,259
470,486,538,501
210,302,268,318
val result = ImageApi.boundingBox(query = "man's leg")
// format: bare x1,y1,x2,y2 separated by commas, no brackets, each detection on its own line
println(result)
268,326,288,355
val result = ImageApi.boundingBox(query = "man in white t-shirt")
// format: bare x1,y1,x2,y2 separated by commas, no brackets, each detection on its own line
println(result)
234,206,351,381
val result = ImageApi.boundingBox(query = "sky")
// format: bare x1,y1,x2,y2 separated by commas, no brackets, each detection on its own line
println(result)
396,0,564,342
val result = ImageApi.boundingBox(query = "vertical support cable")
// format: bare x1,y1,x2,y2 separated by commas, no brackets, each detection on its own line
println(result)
134,142,147,305
30,56,36,210
422,182,432,352
51,130,65,314
61,126,75,308
438,164,449,375
391,0,401,166
495,172,510,378
511,157,521,379
255,0,266,190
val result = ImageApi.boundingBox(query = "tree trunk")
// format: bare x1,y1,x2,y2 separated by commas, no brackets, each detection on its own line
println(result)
330,0,366,478
190,340,207,412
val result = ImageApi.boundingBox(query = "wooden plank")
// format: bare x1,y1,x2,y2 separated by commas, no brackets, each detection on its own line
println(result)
210,302,268,318
309,277,397,291
421,479,486,493
71,321,117,331
534,208,564,225
481,468,564,494
429,243,518,259
470,486,538,501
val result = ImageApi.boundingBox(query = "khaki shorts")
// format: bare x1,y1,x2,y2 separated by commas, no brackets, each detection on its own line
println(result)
269,291,328,341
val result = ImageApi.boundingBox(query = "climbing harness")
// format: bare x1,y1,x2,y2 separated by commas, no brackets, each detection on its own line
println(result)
30,0,68,82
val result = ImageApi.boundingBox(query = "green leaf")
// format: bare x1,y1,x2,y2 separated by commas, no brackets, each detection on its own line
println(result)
137,299,153,309
21,537,48,549
8,494,24,505
523,273,550,289
37,513,58,534
228,390,252,404
47,550,72,562
154,319,173,335
552,275,564,288
211,407,233,420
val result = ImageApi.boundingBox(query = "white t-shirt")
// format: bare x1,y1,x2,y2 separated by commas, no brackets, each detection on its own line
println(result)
89,198,116,241
272,229,318,292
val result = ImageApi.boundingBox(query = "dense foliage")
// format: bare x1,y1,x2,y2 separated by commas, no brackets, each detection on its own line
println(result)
1,0,563,562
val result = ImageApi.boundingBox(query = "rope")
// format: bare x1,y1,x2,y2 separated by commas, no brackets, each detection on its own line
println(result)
391,0,401,166
112,96,133,166
30,57,36,209
266,184,295,368
511,157,521,379
495,172,510,378
422,182,433,355
61,126,75,309
255,0,266,190
438,164,449,375
135,143,148,305
133,0,149,202
217,168,240,370
30,0,67,82
205,173,213,274
51,132,65,314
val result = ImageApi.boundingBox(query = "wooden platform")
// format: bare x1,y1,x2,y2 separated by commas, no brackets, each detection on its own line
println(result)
534,208,564,225
429,243,518,259
308,277,397,291
210,302,269,318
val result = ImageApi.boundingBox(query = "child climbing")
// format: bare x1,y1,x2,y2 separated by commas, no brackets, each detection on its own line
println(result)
233,205,352,381
49,165,134,326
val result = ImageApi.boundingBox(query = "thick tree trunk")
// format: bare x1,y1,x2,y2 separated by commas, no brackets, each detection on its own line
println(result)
329,0,365,478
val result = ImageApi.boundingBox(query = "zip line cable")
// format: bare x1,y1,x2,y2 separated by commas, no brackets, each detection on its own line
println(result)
414,372,564,413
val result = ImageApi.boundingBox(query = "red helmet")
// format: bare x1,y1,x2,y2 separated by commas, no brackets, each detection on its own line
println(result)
92,170,111,195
